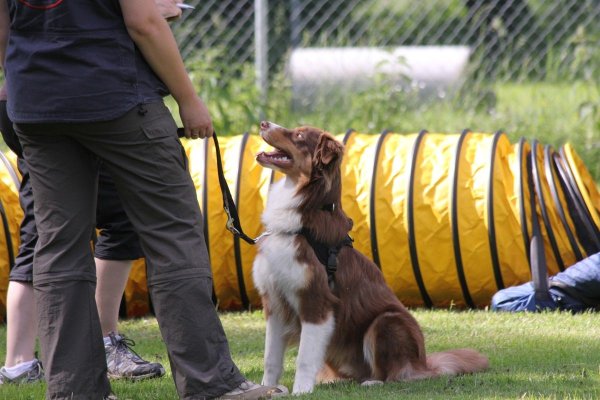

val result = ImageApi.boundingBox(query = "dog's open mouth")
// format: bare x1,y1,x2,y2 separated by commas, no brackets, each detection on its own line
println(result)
256,148,293,168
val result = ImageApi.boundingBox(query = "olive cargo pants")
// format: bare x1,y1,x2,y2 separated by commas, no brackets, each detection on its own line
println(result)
15,102,244,400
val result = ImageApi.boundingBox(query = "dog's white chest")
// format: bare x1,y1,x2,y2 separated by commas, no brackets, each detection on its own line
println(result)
252,178,308,312
253,234,309,310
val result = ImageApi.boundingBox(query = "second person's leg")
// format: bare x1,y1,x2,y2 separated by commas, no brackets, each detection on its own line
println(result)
95,166,165,380
95,258,132,336
0,109,43,384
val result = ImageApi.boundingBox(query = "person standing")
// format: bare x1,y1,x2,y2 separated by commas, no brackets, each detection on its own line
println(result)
0,0,183,386
0,1,287,399
0,96,166,384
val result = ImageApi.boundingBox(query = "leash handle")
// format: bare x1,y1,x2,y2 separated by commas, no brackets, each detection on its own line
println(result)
177,128,257,245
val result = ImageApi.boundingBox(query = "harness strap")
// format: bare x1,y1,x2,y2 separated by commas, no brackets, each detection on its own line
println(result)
300,227,353,289
177,128,257,245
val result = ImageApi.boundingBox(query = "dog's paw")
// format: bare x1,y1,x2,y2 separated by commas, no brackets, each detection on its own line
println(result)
291,381,315,395
361,380,384,386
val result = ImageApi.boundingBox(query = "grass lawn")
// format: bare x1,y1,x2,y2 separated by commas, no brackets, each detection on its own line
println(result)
0,309,599,399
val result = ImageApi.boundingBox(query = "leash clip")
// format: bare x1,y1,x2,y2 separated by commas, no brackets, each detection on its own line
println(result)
253,230,272,242
226,212,269,244
225,216,241,236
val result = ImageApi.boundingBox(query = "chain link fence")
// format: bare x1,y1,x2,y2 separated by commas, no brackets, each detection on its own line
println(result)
171,0,600,113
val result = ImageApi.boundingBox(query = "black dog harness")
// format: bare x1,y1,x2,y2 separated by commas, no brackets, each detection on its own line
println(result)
299,204,353,290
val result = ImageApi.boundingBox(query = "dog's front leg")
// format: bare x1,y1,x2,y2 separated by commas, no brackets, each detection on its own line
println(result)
293,313,335,394
262,313,287,386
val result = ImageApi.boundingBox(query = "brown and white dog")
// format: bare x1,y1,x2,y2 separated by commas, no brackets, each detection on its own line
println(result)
252,121,489,394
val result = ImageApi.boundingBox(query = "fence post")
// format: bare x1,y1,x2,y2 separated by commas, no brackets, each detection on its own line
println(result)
254,0,268,119
290,0,301,48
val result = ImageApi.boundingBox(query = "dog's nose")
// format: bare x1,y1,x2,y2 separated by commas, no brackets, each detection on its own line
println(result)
260,121,270,131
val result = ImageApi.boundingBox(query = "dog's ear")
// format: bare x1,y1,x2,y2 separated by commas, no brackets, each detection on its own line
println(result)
314,132,344,168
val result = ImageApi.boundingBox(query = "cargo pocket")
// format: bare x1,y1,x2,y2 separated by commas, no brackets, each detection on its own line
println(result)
141,123,176,140
141,119,188,176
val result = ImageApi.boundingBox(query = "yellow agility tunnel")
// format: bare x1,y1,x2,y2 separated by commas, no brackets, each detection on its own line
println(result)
0,131,599,319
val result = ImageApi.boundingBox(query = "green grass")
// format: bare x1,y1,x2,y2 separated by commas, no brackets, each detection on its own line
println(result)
1,310,599,399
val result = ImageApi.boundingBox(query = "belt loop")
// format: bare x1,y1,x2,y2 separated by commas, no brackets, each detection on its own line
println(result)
137,104,148,116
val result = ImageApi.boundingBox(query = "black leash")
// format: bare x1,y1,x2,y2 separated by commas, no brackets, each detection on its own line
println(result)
177,128,258,245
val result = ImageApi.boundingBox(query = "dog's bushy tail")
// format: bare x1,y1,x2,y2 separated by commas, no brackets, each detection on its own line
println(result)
425,349,489,377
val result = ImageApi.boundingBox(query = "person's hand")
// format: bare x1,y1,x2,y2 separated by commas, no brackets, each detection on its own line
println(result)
178,96,213,139
155,0,182,21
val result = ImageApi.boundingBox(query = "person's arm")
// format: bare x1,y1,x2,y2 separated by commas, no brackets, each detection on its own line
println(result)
0,0,8,101
119,0,211,139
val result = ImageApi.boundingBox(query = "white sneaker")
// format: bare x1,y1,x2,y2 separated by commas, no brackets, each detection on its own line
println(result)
0,359,44,385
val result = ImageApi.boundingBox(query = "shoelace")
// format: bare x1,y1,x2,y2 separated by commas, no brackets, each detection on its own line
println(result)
109,334,145,364
34,352,43,371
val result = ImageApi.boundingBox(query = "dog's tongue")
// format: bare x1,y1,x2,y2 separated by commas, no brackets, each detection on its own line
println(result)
260,150,290,160
256,149,292,168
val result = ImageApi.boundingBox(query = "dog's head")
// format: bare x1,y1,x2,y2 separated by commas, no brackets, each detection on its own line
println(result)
256,121,344,187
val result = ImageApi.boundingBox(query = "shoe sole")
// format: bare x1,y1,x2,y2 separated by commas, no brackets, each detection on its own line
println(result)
216,384,289,399
108,367,165,381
